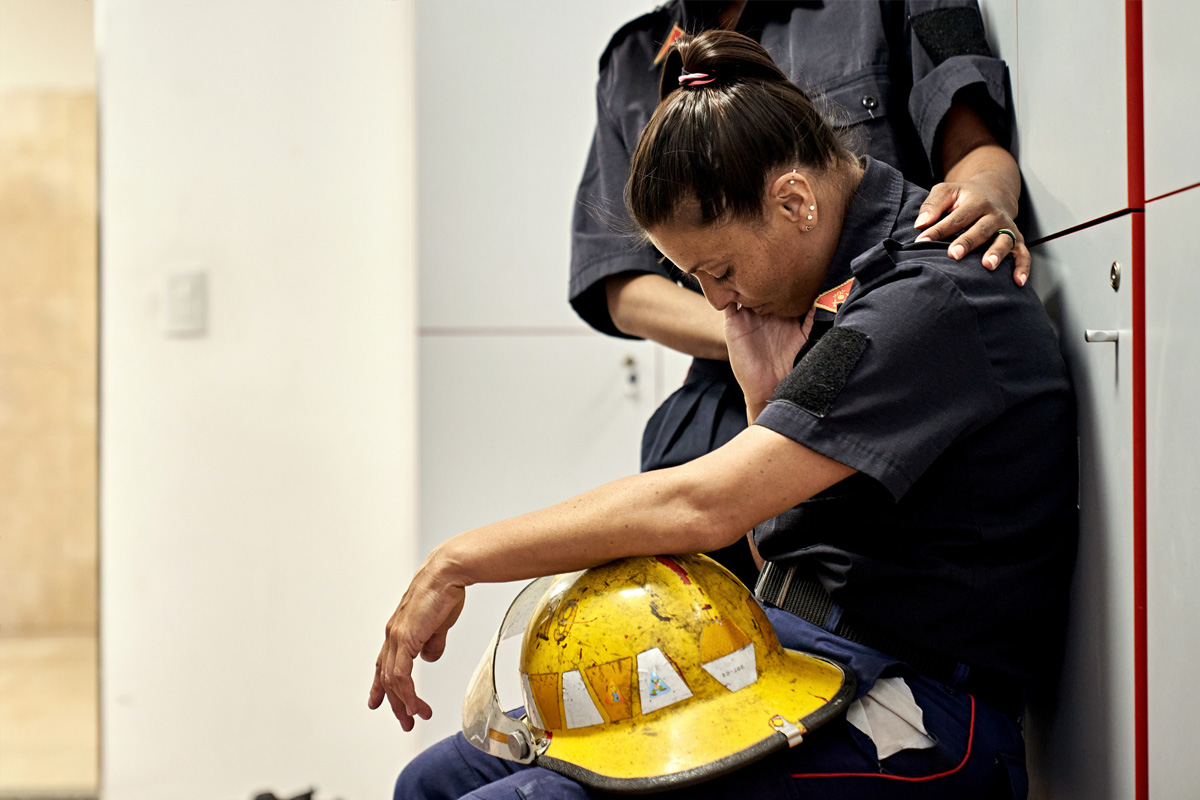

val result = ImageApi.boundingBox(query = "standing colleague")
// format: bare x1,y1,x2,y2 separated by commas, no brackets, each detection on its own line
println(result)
570,0,1029,585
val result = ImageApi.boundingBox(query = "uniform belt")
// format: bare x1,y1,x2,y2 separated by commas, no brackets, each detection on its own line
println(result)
754,561,1024,718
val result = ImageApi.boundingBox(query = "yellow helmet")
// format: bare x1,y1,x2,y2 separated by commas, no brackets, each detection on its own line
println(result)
462,555,854,794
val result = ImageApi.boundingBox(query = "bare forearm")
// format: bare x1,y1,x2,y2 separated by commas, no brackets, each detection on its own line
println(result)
432,427,855,590
433,466,742,589
605,273,728,361
944,143,1020,218
921,105,1030,283
939,104,1020,217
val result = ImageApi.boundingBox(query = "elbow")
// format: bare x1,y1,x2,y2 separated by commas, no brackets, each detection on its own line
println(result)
604,275,639,337
673,496,754,556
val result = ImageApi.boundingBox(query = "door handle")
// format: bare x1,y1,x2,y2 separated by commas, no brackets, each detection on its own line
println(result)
1085,329,1120,343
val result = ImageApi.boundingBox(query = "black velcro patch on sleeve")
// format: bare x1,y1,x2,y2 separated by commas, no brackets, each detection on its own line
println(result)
770,327,869,418
911,7,993,65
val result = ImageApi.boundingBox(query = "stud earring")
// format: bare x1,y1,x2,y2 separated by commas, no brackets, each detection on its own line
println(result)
805,225,812,231
809,205,815,211
807,215,813,221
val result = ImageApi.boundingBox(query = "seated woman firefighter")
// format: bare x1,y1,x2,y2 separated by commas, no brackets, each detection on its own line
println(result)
372,30,1076,800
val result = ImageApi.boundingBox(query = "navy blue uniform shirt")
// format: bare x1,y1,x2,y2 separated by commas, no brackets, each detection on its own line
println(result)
754,157,1078,684
569,0,1012,337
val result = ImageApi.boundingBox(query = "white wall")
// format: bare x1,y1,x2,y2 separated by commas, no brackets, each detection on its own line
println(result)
98,2,418,798
0,0,95,91
413,0,680,753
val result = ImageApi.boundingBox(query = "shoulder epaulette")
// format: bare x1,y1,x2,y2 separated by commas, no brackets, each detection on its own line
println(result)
883,237,951,253
599,4,674,72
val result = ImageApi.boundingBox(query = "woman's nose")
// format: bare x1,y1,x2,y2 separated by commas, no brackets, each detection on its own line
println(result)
699,278,736,311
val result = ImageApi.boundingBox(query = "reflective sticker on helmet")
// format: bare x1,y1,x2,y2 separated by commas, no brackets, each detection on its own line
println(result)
699,618,751,663
527,673,563,731
584,657,634,722
637,647,692,715
701,642,758,692
562,670,604,729
520,672,545,730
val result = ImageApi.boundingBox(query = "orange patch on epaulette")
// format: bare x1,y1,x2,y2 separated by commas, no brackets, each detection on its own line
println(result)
654,24,686,65
814,278,856,313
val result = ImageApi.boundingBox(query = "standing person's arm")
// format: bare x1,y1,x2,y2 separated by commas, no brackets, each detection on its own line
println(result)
901,1,1029,284
915,104,1030,284
605,273,728,360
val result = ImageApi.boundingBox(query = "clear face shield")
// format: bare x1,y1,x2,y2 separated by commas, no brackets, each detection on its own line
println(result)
461,571,583,764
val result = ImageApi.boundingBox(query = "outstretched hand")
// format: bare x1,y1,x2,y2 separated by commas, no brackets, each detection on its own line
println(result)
368,556,466,731
914,177,1031,287
725,305,815,420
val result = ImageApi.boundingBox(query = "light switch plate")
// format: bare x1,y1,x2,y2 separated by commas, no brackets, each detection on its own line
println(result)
164,271,208,337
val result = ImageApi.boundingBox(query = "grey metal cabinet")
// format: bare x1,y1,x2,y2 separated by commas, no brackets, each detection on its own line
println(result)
1026,219,1136,800
1145,188,1200,800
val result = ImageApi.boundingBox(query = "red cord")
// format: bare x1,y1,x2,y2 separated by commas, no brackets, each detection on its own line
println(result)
790,694,976,783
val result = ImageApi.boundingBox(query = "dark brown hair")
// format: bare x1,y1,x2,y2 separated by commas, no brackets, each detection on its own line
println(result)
626,29,854,233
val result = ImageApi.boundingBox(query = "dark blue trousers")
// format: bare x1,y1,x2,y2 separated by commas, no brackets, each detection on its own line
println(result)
394,609,1028,799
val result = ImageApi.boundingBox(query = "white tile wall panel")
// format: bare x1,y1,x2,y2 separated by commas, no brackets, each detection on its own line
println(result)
415,333,660,748
1145,188,1200,799
1026,217,1135,800
1015,0,1130,239
1143,0,1200,200
417,0,654,330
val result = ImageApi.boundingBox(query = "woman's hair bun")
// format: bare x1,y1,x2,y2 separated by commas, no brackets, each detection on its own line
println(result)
629,28,853,233
659,29,787,101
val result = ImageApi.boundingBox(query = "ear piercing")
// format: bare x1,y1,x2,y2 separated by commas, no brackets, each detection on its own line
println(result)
790,176,816,230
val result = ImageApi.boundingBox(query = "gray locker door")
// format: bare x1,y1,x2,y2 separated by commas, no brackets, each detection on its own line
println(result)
1146,188,1200,798
1026,217,1136,800
1013,0,1130,240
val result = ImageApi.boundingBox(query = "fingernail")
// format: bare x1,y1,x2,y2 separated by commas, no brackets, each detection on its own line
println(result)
950,244,965,260
915,212,930,227
1017,273,1027,286
915,233,929,243
986,255,998,269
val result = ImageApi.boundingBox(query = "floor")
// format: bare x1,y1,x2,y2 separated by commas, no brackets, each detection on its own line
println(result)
0,636,98,799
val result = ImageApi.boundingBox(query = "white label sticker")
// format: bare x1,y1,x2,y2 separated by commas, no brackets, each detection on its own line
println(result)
637,647,692,715
701,642,757,692
562,670,604,729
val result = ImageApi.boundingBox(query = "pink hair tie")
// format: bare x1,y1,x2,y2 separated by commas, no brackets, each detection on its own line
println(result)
678,71,715,87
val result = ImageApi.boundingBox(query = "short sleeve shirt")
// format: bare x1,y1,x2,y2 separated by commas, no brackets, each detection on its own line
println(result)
752,157,1077,682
